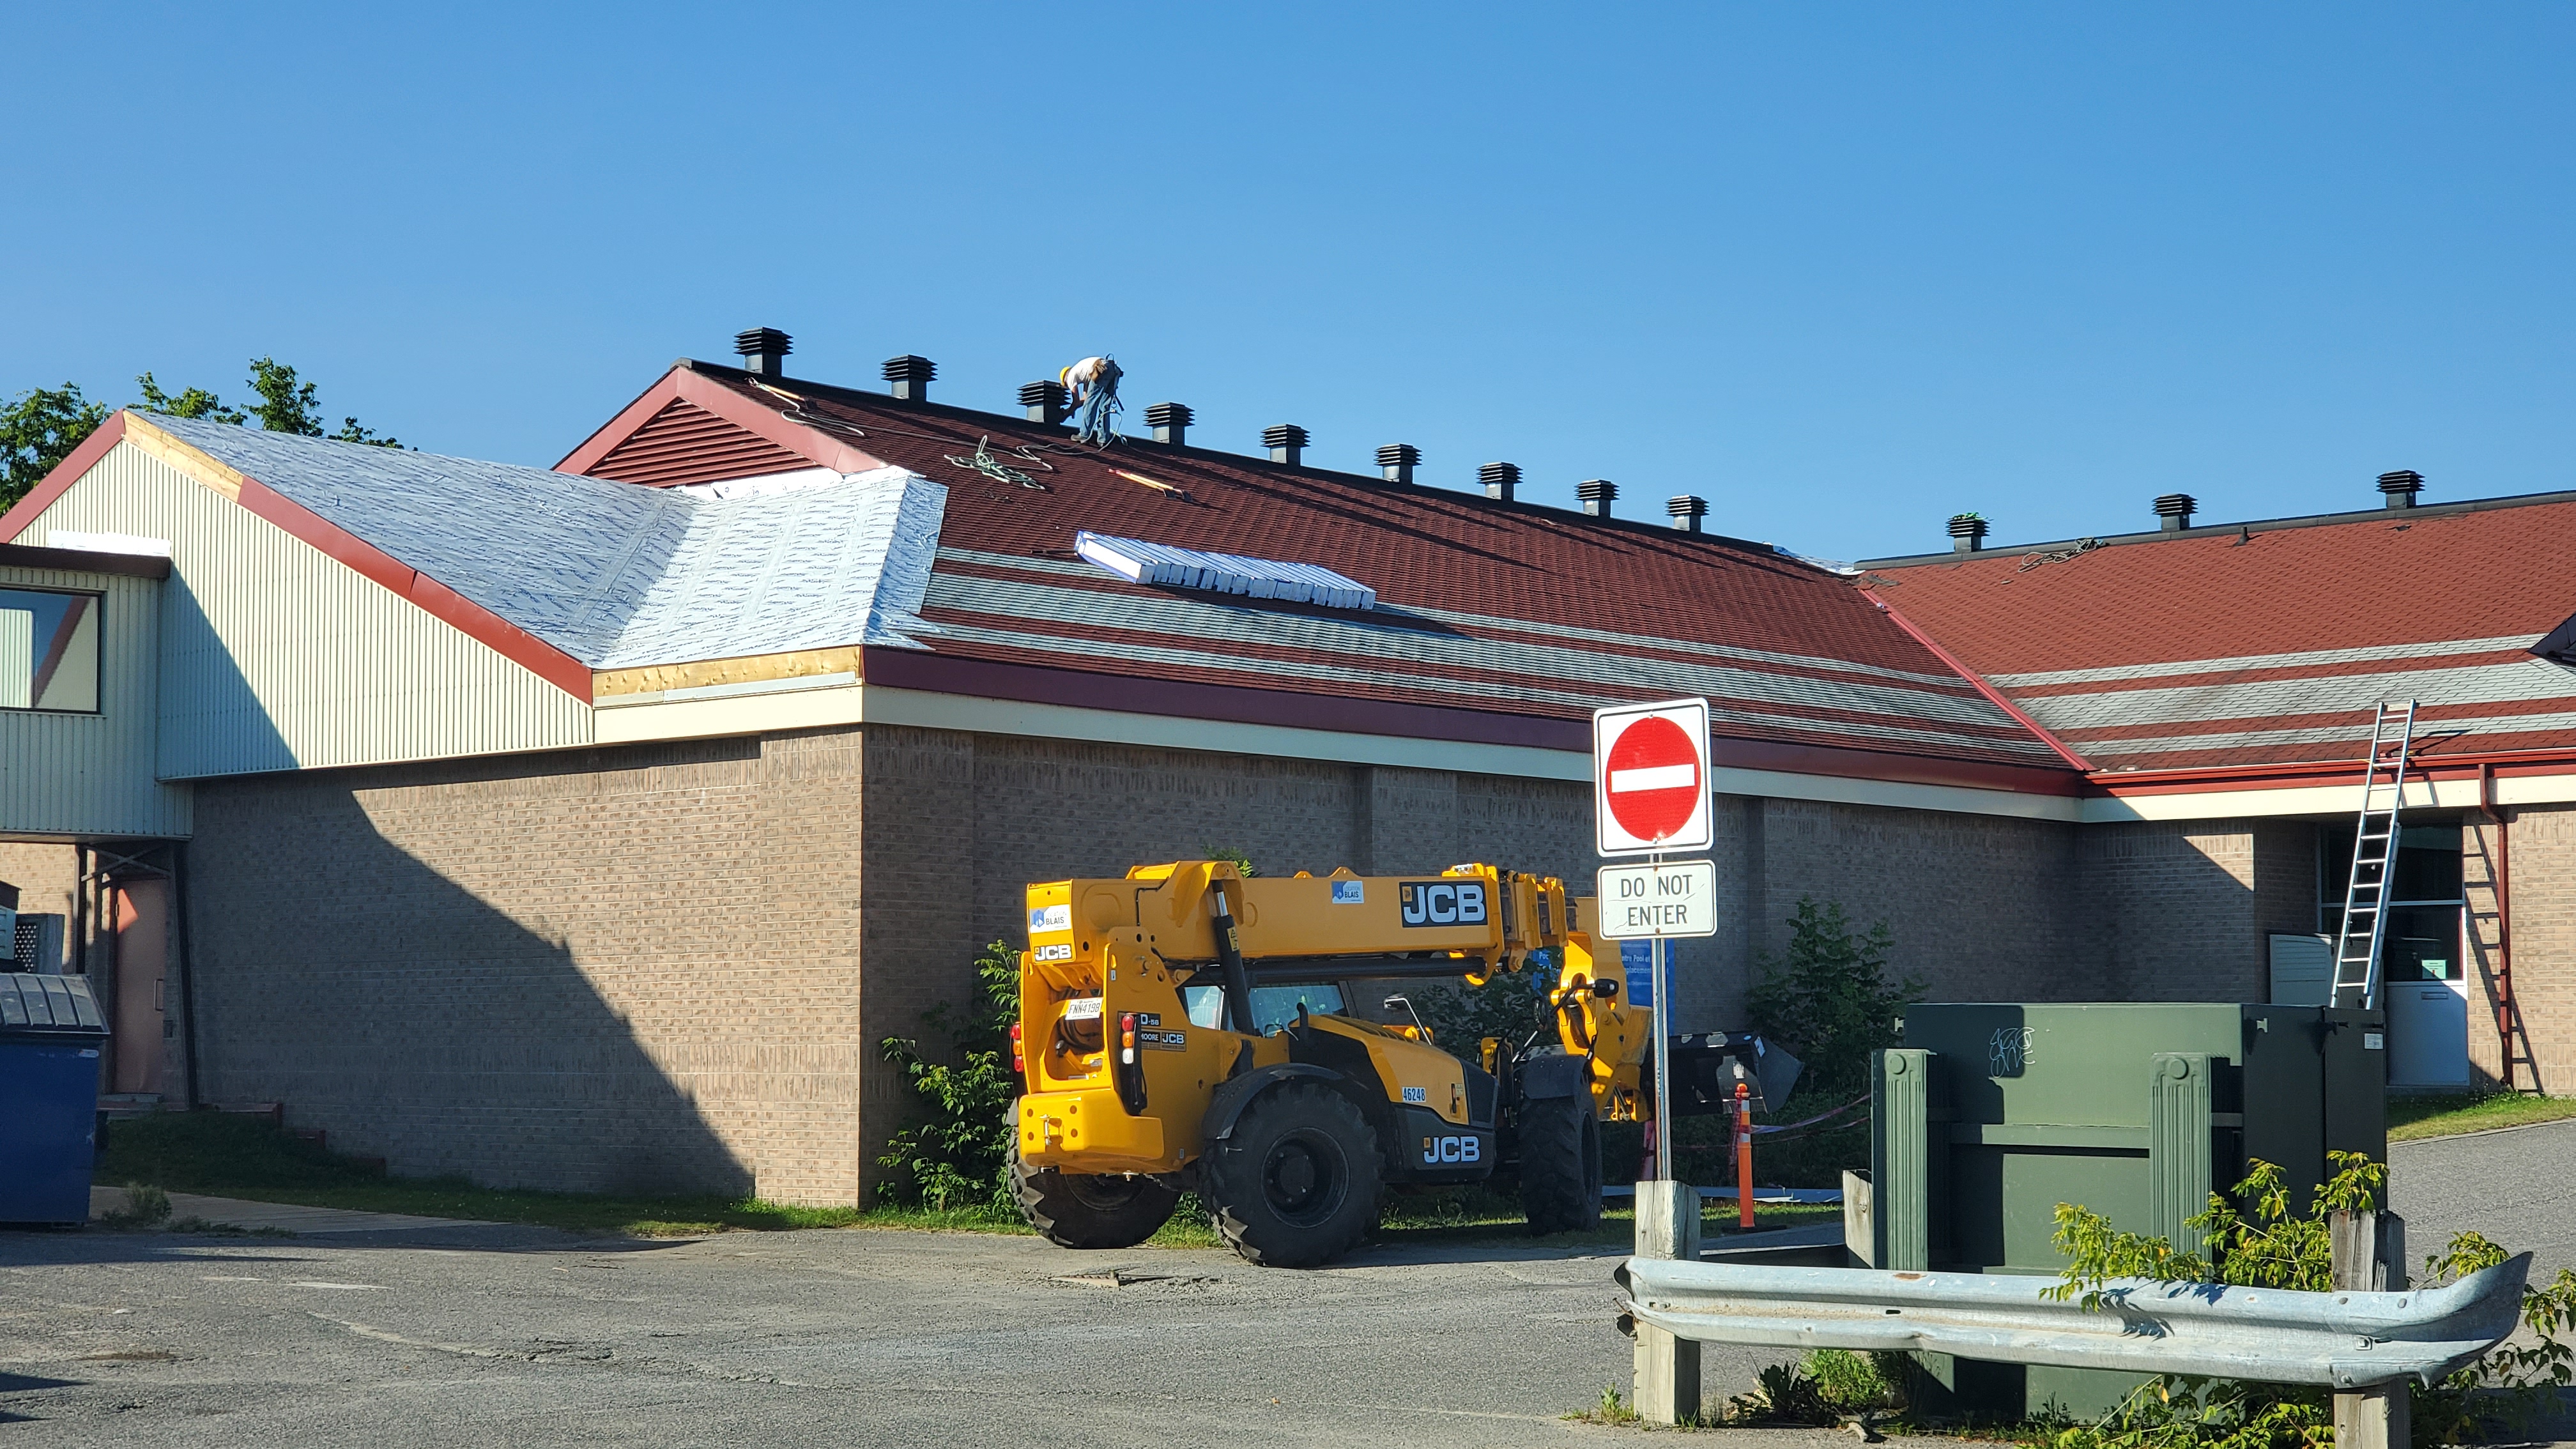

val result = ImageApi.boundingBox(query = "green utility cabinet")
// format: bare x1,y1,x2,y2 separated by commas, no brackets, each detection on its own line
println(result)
1869,1002,2387,1419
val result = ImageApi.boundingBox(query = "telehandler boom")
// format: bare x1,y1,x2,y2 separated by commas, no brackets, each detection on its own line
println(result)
1011,861,1653,1266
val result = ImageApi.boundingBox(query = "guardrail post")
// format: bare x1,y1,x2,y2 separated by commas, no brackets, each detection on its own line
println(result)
2147,1052,2212,1258
1632,1180,1702,1424
1872,1049,1934,1271
2333,1209,2410,1449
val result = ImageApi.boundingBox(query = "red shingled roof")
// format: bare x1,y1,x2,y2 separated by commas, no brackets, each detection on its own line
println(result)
1861,502,2576,775
558,364,2073,789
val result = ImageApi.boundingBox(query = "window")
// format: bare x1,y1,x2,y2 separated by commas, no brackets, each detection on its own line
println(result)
1181,981,1346,1033
2319,820,2463,982
0,588,100,712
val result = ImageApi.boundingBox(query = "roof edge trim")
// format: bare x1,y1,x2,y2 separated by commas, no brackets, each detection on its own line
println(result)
1862,586,2096,772
0,411,129,542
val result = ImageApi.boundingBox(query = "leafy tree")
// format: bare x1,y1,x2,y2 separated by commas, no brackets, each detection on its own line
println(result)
876,939,1022,1213
0,383,110,509
1744,898,1924,1103
135,372,245,424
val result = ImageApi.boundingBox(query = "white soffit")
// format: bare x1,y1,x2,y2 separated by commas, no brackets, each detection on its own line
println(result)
1074,531,1376,610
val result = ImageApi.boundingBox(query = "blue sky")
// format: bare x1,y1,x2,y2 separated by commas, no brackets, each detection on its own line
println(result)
6,4,2571,561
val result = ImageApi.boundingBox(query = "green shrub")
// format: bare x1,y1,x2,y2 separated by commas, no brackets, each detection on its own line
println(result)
875,939,1021,1214
1745,898,1922,1106
2042,1152,2576,1448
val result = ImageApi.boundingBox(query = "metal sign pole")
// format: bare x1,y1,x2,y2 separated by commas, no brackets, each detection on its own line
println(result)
1650,850,1673,1181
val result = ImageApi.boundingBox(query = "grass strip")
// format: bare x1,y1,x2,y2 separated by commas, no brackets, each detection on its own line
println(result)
2388,1091,2576,1142
100,1110,1835,1244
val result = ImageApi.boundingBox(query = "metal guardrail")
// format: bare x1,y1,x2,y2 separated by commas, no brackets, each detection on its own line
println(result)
1617,1254,2532,1389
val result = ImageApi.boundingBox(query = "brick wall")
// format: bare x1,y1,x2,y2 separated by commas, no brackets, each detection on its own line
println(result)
2073,819,2314,1003
2487,804,2576,1093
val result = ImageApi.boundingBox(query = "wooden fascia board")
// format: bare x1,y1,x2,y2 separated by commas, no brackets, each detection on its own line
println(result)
592,644,867,700
553,365,887,479
0,410,130,540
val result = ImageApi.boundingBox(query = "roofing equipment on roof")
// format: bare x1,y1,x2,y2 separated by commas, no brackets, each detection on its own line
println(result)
1074,531,1377,611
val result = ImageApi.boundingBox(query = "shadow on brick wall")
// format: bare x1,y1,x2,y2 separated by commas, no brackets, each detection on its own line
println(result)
182,776,750,1200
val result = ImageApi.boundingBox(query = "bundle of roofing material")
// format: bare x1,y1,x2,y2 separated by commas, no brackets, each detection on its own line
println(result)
1074,531,1376,611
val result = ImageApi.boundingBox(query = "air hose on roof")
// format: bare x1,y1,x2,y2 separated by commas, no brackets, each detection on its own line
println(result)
1061,355,1123,447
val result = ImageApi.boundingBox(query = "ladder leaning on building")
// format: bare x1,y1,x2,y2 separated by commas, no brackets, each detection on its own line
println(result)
2331,702,2418,1011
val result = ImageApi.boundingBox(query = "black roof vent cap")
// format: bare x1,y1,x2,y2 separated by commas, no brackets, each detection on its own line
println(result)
1479,462,1520,503
2378,469,2424,509
1020,380,1068,426
1948,514,1989,553
1376,443,1420,484
1576,479,1617,518
2153,493,2196,532
882,355,935,402
1667,494,1708,533
734,327,792,378
1146,402,1192,446
1263,424,1308,466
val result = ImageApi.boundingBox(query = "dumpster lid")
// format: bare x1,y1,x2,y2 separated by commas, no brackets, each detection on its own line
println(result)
0,973,107,1036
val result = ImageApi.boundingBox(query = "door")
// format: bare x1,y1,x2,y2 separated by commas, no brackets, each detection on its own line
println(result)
2384,905,2469,1089
110,878,167,1096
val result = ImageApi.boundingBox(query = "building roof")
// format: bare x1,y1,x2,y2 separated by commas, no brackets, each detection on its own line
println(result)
1859,498,2576,775
555,362,2072,783
92,415,944,673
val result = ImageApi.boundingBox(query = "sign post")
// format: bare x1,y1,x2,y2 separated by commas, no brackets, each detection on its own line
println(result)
1593,697,1715,1183
1596,698,1717,1429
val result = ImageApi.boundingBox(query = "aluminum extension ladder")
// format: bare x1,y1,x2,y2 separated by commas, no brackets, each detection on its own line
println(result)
2330,702,2419,1009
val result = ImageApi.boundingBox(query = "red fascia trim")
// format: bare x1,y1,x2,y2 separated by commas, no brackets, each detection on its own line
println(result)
232,477,594,700
0,411,128,541
2096,745,2576,797
553,367,887,480
1861,588,2097,772
860,648,2087,797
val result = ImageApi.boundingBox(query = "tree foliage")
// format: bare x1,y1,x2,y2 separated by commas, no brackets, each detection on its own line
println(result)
875,939,1022,1214
3,358,404,510
1744,898,1924,1102
0,383,110,509
2039,1153,2576,1448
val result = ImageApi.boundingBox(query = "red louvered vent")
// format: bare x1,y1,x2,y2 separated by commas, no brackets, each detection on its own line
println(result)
584,399,814,487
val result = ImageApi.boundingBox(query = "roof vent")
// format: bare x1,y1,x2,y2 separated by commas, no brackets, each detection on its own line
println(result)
1075,531,1376,610
1376,443,1419,485
1576,479,1617,519
1948,514,1988,553
882,355,935,402
1667,495,1708,533
2378,469,2423,509
1479,462,1520,503
734,328,792,378
1263,424,1308,467
1146,402,1192,446
1020,381,1068,426
2153,493,2196,532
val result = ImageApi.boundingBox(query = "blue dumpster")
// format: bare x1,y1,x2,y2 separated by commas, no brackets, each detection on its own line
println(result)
0,974,109,1225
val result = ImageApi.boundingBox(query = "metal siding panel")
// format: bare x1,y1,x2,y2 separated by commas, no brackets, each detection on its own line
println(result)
25,444,593,786
0,559,187,837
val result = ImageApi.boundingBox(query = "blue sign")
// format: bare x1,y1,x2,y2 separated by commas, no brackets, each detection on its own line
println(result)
1621,939,1656,1007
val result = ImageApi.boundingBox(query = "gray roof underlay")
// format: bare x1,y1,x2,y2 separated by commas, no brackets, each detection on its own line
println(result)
141,417,944,671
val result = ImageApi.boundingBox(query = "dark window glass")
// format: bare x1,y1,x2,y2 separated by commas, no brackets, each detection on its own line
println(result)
0,588,100,712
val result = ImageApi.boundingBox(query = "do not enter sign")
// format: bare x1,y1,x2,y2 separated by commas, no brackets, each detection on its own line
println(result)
1594,697,1713,856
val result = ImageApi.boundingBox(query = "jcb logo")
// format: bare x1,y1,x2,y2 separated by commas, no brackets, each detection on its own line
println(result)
1421,1135,1482,1165
1399,880,1487,928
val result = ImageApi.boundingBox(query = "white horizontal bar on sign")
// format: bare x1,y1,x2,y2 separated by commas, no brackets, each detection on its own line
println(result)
1610,763,1699,793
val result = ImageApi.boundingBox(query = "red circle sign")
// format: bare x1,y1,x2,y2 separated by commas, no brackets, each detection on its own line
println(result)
1604,715,1703,843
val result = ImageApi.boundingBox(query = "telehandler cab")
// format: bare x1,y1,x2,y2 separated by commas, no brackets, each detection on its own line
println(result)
1009,861,1653,1267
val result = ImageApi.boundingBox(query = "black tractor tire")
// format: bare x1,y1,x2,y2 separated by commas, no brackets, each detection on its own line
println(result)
1011,1137,1183,1249
1200,1080,1383,1268
1517,1091,1603,1235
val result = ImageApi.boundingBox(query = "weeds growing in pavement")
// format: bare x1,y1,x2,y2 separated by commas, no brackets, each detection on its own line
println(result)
98,1181,172,1229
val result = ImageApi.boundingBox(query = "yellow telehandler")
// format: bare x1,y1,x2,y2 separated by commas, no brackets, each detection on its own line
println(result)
1009,860,1654,1267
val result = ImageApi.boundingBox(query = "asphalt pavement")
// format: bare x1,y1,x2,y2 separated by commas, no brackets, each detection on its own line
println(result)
0,1118,2564,1448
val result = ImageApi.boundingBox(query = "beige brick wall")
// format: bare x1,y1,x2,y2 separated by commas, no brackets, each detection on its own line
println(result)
2481,803,2576,1093
2073,818,2317,1004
